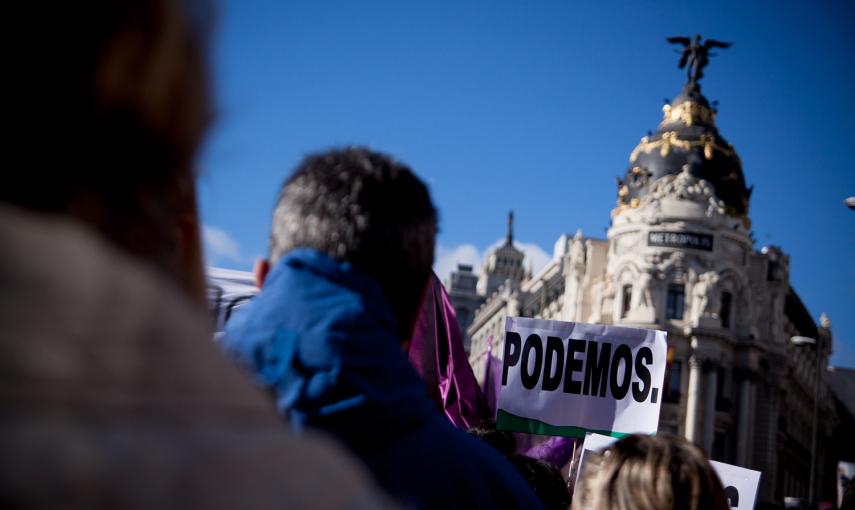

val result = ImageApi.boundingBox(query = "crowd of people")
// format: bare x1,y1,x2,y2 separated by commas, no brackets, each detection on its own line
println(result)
6,1,852,509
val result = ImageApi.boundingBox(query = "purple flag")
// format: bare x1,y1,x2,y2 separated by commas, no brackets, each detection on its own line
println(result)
524,436,579,470
409,276,580,468
408,273,490,429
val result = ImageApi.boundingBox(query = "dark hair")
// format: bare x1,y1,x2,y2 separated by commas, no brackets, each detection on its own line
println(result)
5,0,212,298
508,454,572,510
468,423,517,456
271,147,438,340
572,433,729,510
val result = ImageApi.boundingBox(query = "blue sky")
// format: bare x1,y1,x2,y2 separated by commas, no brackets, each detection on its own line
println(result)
197,0,855,367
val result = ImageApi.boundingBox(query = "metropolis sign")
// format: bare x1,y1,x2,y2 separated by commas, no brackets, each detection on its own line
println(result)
647,231,714,251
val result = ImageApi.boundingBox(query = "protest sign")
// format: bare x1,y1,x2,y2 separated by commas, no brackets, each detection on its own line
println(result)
710,460,762,510
572,434,762,510
573,432,618,489
496,317,667,438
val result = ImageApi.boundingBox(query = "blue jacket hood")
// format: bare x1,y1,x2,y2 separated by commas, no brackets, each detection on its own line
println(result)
222,249,544,510
222,249,435,453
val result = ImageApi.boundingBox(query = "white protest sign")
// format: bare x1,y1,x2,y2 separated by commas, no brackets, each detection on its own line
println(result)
496,317,667,437
710,460,762,510
573,433,618,489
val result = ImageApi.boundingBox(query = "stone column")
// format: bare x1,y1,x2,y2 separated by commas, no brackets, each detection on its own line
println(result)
684,354,702,443
736,374,755,466
703,364,718,454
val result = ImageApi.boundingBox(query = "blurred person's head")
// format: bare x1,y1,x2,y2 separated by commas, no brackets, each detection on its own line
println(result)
260,147,437,341
507,454,572,510
468,423,517,456
572,433,729,510
5,0,212,300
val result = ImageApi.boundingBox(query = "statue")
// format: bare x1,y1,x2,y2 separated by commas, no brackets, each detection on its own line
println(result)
563,230,587,322
569,229,585,266
655,251,685,281
600,278,615,321
667,35,731,89
630,271,655,317
691,271,720,322
820,312,831,330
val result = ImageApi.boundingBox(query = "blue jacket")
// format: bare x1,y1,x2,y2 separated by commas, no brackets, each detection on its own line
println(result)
222,249,543,509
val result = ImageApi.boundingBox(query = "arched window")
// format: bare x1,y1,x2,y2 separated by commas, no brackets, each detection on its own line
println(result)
621,284,632,318
720,291,732,328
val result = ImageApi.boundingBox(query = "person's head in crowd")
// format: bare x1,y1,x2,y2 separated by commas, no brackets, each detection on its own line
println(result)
468,422,517,456
258,147,438,341
5,0,211,300
572,433,729,510
507,454,572,510
468,424,570,509
223,147,543,509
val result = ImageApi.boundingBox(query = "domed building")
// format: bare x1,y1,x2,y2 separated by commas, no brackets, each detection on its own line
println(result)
618,85,751,221
457,38,838,505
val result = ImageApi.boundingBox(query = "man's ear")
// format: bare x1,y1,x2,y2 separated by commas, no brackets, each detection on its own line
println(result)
254,258,271,289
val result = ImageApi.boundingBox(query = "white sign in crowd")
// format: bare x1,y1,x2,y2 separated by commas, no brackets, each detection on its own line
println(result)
496,317,762,509
496,317,668,438
710,460,762,510
575,433,762,510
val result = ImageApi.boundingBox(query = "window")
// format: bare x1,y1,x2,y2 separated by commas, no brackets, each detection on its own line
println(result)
712,431,728,461
621,284,632,318
720,291,732,328
666,284,685,320
715,366,730,411
664,360,682,403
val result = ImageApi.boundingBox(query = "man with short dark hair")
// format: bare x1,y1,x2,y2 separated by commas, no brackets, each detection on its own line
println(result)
222,147,543,509
263,148,437,343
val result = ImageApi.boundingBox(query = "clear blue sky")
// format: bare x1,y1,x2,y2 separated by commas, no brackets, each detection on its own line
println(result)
198,0,855,367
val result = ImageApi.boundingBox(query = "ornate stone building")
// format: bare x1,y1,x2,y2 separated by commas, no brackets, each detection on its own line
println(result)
448,213,529,354
455,47,837,504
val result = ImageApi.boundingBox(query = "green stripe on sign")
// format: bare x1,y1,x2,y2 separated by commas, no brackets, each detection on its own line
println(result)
495,409,630,439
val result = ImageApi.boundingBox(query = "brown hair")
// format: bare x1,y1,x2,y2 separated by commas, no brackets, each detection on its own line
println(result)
572,434,730,510
5,0,212,299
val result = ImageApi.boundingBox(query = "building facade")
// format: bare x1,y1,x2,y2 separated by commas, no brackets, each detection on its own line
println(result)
454,60,837,505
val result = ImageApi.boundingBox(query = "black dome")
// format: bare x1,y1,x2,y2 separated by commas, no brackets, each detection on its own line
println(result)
617,85,752,218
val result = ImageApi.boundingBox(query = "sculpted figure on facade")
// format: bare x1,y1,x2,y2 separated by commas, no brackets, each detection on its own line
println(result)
691,271,720,323
568,229,586,268
562,229,587,321
600,277,615,322
655,250,686,281
644,165,727,220
629,270,656,321
820,312,831,330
